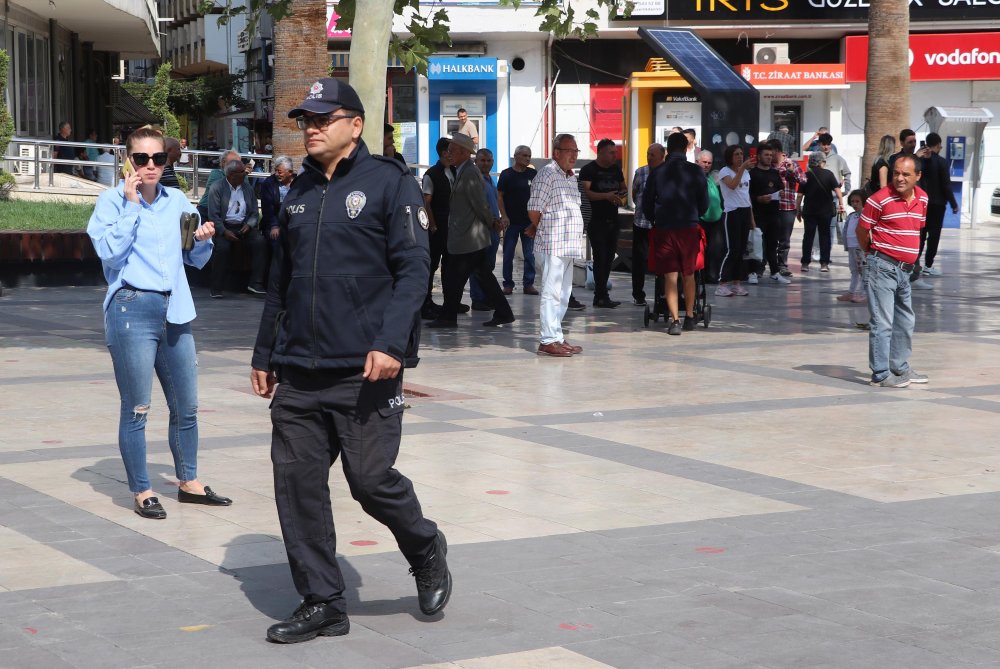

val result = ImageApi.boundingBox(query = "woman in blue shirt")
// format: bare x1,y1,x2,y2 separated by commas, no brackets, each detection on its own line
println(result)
88,127,232,519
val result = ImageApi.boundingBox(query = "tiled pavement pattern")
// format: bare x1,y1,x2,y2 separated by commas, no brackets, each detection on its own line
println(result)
3,224,1000,668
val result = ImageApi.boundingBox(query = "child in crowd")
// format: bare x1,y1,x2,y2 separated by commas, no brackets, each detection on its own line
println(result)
837,189,867,305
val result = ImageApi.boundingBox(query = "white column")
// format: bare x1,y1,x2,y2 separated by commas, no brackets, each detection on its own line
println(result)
497,60,511,170
417,73,430,173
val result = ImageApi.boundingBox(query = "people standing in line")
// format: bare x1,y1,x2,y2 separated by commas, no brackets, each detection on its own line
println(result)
456,108,479,148
642,131,709,335
715,144,756,297
159,137,182,189
914,132,959,278
579,138,626,308
53,121,76,175
87,126,228,520
421,137,459,319
206,159,267,297
802,126,836,155
867,134,896,196
696,150,724,284
250,79,451,643
771,139,804,278
767,125,796,159
427,133,514,329
797,152,845,273
748,142,790,286
498,145,539,296
837,189,868,304
856,155,929,388
468,148,503,311
527,133,586,357
630,143,665,305
683,129,700,163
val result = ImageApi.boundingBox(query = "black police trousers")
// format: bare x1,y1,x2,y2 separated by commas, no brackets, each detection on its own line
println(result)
270,366,438,610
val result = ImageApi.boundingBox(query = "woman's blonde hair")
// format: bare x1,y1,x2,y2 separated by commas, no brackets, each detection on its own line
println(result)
126,126,165,154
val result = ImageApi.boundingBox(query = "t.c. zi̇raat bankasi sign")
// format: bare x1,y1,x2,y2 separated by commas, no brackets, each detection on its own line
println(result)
662,0,998,22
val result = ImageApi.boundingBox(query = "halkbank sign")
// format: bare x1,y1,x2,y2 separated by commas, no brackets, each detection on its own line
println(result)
427,58,498,81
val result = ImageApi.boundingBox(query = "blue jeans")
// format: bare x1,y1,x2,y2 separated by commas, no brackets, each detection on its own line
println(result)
105,288,200,493
865,254,914,382
502,224,536,289
470,229,501,303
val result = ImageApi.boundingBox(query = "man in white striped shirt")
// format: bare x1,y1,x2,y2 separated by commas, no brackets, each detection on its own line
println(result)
527,134,585,357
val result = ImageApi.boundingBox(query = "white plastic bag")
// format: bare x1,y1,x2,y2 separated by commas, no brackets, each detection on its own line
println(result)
744,228,763,261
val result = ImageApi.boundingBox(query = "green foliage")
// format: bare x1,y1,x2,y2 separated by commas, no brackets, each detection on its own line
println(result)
125,72,247,121
0,50,14,162
0,200,93,230
176,173,189,191
204,0,633,75
146,62,181,137
0,170,15,200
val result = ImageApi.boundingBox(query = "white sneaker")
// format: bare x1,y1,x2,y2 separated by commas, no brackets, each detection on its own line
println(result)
911,278,934,290
771,273,791,284
922,265,941,276
748,272,759,285
714,285,733,297
812,250,821,262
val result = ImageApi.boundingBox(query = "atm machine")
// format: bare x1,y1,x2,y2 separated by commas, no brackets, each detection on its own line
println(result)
924,106,995,228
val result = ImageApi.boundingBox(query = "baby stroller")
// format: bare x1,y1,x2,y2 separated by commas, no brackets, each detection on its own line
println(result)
643,227,712,329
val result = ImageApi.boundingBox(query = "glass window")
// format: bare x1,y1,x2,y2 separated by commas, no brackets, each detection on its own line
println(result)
17,32,27,136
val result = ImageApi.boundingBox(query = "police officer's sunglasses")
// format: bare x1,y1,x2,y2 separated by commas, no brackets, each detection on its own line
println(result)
130,152,168,167
295,113,355,130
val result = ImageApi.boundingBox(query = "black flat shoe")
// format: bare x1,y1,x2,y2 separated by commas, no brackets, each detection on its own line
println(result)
267,602,350,644
134,496,166,519
178,486,232,506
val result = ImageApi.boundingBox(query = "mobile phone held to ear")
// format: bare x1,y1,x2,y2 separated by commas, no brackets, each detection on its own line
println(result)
121,156,135,180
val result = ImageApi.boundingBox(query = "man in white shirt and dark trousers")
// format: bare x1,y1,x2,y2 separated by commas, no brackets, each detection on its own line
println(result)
206,159,266,297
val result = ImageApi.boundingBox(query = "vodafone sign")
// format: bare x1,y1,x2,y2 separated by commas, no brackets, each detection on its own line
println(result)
845,32,1000,82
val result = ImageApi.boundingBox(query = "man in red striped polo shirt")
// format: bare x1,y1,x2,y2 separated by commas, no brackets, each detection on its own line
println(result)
857,155,929,388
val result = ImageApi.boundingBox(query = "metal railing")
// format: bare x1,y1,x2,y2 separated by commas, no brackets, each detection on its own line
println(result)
1,138,273,196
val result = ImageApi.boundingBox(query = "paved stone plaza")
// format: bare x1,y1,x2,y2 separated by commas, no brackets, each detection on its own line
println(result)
2,223,1000,668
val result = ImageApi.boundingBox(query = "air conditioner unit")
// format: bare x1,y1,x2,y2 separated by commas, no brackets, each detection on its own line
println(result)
753,43,790,65
17,144,35,175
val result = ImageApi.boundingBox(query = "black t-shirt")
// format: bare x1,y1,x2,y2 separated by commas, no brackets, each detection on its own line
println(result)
869,158,888,193
496,166,536,228
578,160,624,222
748,166,782,223
800,167,839,218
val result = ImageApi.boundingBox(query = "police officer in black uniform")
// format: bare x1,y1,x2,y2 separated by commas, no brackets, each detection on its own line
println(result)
250,79,451,644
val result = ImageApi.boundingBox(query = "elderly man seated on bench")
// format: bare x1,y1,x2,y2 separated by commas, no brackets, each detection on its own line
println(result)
206,159,266,298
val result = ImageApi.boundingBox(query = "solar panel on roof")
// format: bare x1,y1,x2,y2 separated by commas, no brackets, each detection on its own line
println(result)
640,29,753,93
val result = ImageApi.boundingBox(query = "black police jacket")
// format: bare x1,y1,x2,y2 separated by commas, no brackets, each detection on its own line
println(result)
251,140,430,372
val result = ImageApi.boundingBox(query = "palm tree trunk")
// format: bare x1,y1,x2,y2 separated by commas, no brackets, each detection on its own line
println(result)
272,0,329,167
862,0,910,183
349,0,395,153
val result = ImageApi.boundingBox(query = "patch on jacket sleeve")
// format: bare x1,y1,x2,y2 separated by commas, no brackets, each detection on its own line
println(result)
417,207,429,230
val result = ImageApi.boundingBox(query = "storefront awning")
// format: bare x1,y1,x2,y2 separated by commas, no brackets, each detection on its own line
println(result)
110,82,158,126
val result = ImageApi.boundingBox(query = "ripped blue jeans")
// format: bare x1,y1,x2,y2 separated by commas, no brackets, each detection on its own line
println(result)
105,288,199,493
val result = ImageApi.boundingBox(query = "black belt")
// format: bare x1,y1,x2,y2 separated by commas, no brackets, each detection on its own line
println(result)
121,282,171,297
870,251,914,273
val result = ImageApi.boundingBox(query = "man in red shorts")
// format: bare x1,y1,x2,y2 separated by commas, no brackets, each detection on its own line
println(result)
642,131,709,335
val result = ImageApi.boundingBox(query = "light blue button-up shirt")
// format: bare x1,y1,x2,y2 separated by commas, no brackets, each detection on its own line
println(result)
87,183,213,324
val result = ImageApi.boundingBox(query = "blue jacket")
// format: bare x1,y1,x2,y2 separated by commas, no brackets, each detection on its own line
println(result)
251,140,430,372
642,153,709,229
258,173,291,234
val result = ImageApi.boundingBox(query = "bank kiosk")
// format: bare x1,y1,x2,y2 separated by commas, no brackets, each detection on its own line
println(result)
923,106,994,228
416,57,510,174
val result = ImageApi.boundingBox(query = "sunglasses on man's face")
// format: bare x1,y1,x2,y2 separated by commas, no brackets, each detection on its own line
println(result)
131,152,168,167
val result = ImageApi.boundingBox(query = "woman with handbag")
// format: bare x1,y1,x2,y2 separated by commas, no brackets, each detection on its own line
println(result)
87,126,233,519
715,144,757,297
796,152,845,272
